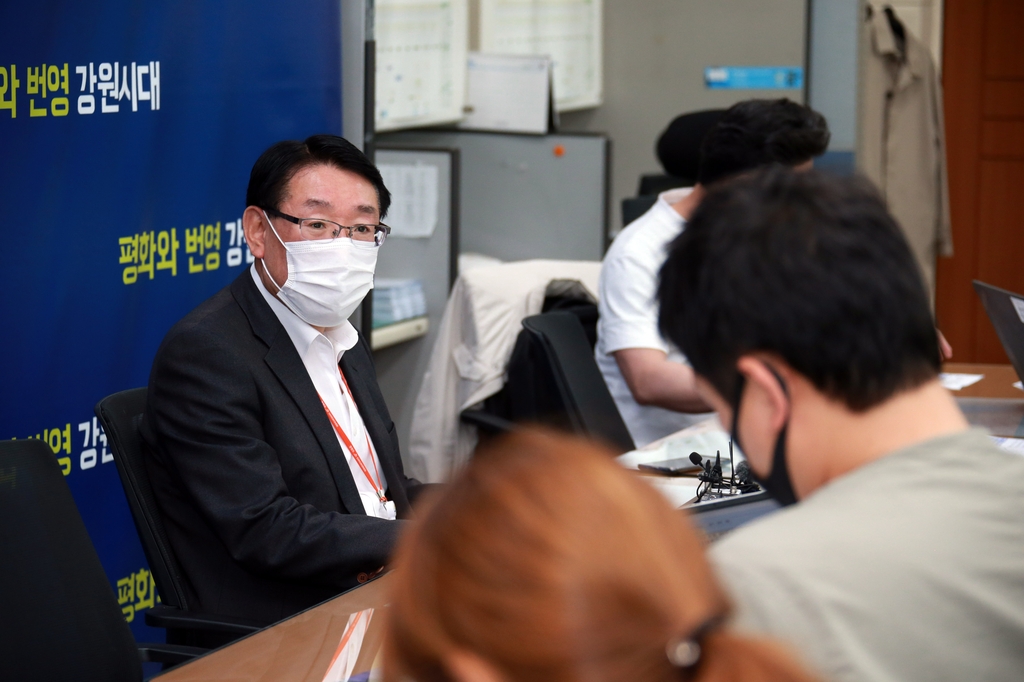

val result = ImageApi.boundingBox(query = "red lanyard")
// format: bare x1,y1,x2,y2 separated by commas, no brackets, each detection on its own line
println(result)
319,369,386,504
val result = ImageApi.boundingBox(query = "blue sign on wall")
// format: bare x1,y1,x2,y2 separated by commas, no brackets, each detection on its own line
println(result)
705,66,804,90
1,0,342,643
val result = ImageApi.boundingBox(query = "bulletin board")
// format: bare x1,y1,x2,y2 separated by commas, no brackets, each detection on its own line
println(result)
379,129,608,262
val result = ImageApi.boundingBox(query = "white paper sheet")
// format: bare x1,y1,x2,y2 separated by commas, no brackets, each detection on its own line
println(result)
377,163,439,238
939,372,985,391
479,0,602,111
617,417,738,471
991,436,1024,457
1014,381,1023,391
459,53,551,134
617,418,741,509
375,0,468,131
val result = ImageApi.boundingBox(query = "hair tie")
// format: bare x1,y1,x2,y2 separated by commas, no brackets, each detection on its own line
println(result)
666,613,726,672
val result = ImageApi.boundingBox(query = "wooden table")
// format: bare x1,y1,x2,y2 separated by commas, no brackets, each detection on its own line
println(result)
943,363,1024,437
154,573,392,681
943,363,1022,399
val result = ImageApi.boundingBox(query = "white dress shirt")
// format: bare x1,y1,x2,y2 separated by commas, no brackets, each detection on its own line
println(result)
596,187,712,447
250,265,395,519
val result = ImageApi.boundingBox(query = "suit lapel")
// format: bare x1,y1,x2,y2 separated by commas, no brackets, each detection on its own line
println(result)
340,343,411,516
232,272,367,516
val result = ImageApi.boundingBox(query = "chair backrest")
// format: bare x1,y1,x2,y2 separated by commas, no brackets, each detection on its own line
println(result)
621,194,659,227
0,439,142,682
520,312,636,453
655,108,727,180
636,174,690,198
95,388,191,611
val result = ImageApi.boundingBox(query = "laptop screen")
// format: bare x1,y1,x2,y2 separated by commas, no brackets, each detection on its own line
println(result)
973,280,1024,383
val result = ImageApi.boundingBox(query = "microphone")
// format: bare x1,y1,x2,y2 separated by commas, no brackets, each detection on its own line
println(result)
734,461,760,493
695,451,724,501
736,461,751,483
695,452,724,486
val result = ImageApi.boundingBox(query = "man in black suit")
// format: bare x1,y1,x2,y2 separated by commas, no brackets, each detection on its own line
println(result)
142,135,421,626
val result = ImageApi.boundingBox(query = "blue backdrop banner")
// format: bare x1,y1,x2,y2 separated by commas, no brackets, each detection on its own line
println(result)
1,0,342,644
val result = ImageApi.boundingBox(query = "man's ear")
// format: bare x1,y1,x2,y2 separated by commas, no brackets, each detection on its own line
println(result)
242,205,269,260
735,355,790,432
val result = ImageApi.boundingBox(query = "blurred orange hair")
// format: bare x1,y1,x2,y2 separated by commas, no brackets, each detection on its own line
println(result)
384,429,818,682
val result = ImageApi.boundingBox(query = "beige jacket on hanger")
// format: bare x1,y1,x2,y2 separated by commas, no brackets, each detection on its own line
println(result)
860,7,952,302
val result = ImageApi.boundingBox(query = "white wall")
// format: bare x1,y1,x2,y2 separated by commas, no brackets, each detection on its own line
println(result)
553,0,886,235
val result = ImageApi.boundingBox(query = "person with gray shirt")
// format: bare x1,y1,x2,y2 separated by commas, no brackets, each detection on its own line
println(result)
657,167,1024,682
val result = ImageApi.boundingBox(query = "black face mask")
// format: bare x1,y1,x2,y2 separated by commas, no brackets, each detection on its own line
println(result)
729,368,798,507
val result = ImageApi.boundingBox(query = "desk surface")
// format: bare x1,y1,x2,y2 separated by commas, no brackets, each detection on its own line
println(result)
944,363,1021,399
155,574,392,681
944,363,1024,438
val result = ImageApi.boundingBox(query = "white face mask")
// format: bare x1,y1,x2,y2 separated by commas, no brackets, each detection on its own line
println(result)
261,211,377,328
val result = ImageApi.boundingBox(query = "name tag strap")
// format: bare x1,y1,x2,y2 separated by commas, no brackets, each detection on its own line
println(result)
319,369,387,504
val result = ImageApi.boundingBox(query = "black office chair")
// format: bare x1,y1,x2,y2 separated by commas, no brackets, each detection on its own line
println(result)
466,312,635,454
636,174,690,198
619,110,726,230
0,439,203,681
655,108,726,182
621,194,659,227
95,388,262,647
618,108,729,228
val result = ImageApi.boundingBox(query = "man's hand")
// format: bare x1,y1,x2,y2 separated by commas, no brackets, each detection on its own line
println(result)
613,348,710,413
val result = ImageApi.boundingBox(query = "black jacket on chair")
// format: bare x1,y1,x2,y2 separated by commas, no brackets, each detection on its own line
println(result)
141,270,419,626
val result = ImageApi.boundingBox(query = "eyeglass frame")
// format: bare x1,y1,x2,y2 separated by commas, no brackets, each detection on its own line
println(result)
262,207,391,247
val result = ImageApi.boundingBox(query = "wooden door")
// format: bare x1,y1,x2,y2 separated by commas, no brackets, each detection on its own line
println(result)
936,0,1024,362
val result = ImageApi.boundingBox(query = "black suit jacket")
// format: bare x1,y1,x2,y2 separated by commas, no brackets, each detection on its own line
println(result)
141,270,418,625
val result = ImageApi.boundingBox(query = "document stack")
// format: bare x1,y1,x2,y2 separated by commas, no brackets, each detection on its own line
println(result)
373,279,428,328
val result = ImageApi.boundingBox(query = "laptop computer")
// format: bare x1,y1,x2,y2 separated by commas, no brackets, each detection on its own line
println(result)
972,280,1024,382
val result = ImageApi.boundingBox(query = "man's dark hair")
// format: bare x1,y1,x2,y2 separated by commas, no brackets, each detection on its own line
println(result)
696,99,830,186
658,167,939,411
245,134,392,218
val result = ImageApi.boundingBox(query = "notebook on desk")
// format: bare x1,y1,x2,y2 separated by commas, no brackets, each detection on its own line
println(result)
973,280,1024,383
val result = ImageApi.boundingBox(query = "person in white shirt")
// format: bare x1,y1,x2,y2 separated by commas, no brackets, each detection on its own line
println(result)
597,99,830,446
657,167,1024,682
143,135,423,627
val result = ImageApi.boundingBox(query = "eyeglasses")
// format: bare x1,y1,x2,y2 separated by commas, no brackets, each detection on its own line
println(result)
263,207,391,247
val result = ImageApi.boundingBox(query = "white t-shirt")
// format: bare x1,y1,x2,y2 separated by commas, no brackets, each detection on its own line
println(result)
711,429,1024,682
596,188,711,447
251,265,395,519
